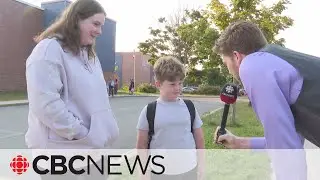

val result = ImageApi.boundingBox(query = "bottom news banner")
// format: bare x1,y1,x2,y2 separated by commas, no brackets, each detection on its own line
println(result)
1,149,320,180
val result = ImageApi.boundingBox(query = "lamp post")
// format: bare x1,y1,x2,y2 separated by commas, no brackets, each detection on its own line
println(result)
133,49,136,90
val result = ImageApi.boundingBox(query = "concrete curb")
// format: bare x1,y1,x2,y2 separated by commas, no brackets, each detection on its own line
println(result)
0,95,248,107
0,100,29,107
0,95,227,107
0,95,160,107
117,95,162,98
207,107,223,115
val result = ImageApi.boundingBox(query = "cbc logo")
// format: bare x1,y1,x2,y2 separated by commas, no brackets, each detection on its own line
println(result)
225,85,234,94
10,155,30,175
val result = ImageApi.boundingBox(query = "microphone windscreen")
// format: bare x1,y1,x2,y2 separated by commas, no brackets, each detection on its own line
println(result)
220,83,238,104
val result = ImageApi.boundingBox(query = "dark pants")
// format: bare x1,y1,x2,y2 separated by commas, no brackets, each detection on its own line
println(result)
151,166,197,180
114,85,118,95
109,86,114,96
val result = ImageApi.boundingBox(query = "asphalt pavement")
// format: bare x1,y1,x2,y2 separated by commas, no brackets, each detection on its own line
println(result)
0,96,222,149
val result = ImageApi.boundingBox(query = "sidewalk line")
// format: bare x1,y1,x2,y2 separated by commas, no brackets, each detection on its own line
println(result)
0,100,29,107
207,107,223,116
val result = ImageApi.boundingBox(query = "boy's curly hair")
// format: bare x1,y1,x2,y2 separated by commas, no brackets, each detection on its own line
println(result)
153,56,186,83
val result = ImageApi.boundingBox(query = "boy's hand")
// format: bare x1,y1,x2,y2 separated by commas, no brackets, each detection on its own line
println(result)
214,126,238,149
197,167,205,180
139,170,150,180
136,130,151,180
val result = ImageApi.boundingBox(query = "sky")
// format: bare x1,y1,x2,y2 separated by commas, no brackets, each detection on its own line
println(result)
25,0,320,57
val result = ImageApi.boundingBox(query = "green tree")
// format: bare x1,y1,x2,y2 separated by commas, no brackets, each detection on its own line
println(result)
138,10,191,66
184,68,204,86
177,9,230,85
177,10,218,67
208,0,294,123
138,0,293,88
209,0,293,45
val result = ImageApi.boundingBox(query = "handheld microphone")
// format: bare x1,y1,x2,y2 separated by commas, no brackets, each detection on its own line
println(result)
217,83,238,138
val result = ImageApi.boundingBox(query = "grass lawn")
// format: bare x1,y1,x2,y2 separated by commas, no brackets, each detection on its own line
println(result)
200,102,272,180
202,101,265,149
0,91,27,101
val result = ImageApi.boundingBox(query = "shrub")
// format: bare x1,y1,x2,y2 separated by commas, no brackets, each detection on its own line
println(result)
137,83,157,93
192,84,221,95
120,85,129,91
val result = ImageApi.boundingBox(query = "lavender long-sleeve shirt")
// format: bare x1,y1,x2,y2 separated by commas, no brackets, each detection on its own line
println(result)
239,51,305,149
239,51,307,179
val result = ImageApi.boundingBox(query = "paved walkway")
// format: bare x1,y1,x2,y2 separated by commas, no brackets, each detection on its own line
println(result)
0,94,150,107
0,94,250,107
0,96,319,179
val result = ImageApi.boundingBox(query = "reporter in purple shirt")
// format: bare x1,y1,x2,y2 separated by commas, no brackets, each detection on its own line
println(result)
213,20,309,180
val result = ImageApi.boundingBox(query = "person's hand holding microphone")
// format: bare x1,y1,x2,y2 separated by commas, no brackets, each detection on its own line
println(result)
214,83,249,149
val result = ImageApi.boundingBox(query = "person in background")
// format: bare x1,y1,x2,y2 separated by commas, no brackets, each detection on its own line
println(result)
25,0,119,179
108,78,114,97
129,78,135,95
114,78,118,95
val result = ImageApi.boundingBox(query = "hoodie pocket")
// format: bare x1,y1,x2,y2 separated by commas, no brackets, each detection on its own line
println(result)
46,109,119,149
90,109,119,147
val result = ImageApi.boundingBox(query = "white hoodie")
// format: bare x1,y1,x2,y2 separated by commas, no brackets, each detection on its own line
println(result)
25,38,119,149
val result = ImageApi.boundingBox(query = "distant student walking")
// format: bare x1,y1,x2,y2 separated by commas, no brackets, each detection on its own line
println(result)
129,78,135,95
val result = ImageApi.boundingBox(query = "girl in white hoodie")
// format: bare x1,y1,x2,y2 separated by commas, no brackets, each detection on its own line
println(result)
25,0,119,179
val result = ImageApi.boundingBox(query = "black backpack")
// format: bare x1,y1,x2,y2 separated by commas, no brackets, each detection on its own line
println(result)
146,99,196,149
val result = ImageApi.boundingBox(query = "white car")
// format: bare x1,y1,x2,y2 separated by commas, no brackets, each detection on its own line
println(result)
182,87,195,93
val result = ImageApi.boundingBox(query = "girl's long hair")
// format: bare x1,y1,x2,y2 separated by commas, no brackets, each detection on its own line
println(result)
34,0,106,60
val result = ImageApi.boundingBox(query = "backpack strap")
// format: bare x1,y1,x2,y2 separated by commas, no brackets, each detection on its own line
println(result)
183,99,196,133
146,101,157,149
